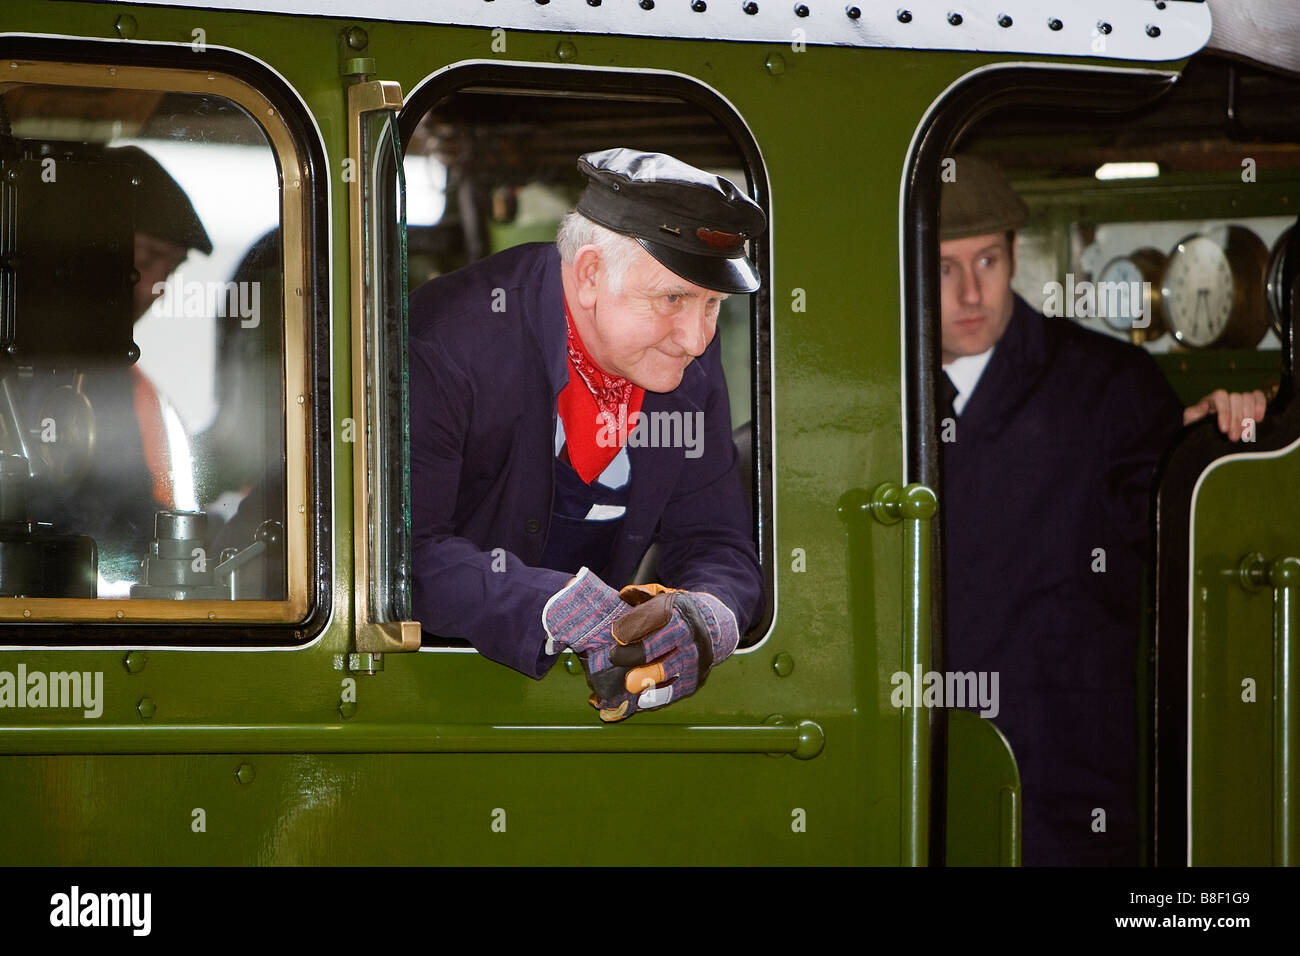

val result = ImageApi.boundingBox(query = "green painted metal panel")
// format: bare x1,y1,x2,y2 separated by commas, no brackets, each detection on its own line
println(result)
1189,443,1300,864
946,709,1020,866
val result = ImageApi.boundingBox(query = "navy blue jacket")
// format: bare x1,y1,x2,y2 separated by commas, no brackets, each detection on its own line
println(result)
408,243,762,679
943,295,1184,866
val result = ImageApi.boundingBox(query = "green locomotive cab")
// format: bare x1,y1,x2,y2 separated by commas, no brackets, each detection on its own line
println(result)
0,0,1295,873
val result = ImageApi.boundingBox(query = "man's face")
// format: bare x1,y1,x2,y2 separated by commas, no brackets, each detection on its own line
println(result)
939,232,1016,364
132,233,189,321
583,246,729,393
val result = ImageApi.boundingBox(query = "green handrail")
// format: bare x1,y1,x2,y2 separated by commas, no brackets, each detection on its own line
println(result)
869,482,938,867
0,719,826,758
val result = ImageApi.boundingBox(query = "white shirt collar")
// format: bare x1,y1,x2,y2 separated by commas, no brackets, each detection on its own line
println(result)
942,347,995,416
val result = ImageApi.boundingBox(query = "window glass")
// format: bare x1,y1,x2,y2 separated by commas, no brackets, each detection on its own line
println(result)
0,81,288,606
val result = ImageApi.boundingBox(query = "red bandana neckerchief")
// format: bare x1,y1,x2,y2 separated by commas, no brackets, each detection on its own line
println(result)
557,299,644,484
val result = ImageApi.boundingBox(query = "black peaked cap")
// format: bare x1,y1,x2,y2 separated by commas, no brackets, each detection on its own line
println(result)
576,147,765,294
109,145,213,256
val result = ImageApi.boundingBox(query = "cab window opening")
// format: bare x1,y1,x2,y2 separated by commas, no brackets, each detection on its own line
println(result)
395,72,773,649
925,53,1300,868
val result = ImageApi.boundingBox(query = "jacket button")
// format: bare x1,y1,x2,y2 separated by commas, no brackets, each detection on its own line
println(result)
525,518,541,534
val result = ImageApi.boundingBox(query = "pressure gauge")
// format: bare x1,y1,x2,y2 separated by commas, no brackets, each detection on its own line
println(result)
1266,225,1294,338
1160,226,1269,349
1097,247,1167,343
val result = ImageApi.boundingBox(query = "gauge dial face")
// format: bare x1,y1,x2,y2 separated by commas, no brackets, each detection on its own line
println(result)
1162,235,1235,348
1098,257,1144,331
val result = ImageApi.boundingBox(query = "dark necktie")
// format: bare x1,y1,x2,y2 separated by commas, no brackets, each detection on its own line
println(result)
939,370,959,421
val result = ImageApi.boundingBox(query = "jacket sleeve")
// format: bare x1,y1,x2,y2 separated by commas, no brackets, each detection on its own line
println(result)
1099,347,1184,619
408,332,572,679
651,341,765,634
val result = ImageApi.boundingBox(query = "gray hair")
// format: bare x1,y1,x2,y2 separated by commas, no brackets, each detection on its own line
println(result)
556,211,643,295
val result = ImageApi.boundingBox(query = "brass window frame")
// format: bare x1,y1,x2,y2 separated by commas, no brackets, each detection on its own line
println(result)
0,57,311,624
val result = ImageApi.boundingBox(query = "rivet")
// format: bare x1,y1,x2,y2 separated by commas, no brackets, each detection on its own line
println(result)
1146,24,1161,37
773,652,795,677
22,609,30,618
292,179,300,189
114,14,138,39
344,25,369,50
588,0,602,6
525,518,541,534
339,700,357,718
108,67,117,75
998,13,1012,27
535,0,549,5
640,0,654,9
208,611,217,620
115,609,125,619
1155,0,1166,8
138,697,156,718
795,3,809,16
947,11,962,26
1048,18,1063,31
846,5,861,19
235,763,256,785
1097,20,1112,35
691,0,707,11
765,52,786,75
897,10,912,24
124,651,147,674
555,40,577,61
9,63,17,70
744,1,759,14
297,394,305,404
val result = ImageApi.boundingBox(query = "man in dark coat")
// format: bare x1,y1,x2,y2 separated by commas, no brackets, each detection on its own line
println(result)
939,156,1266,865
408,148,764,719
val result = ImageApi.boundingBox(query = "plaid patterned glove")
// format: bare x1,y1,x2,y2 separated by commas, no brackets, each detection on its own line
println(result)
586,586,740,722
541,568,633,702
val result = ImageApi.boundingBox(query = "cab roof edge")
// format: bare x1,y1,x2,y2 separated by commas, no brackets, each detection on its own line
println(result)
112,0,1212,63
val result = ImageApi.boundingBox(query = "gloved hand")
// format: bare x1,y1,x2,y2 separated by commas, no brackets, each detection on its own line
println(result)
541,567,634,704
586,584,740,722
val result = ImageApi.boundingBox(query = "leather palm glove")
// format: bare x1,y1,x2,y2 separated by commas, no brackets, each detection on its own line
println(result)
586,584,740,722
541,567,633,703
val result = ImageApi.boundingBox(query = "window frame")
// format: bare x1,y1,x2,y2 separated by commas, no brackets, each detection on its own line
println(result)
0,38,331,644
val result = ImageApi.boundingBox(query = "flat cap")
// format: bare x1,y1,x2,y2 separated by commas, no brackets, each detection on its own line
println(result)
939,154,1028,242
576,147,765,294
109,145,213,256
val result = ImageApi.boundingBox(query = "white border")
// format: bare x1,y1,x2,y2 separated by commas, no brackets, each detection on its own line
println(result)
405,58,778,658
1184,431,1300,863
0,31,336,653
